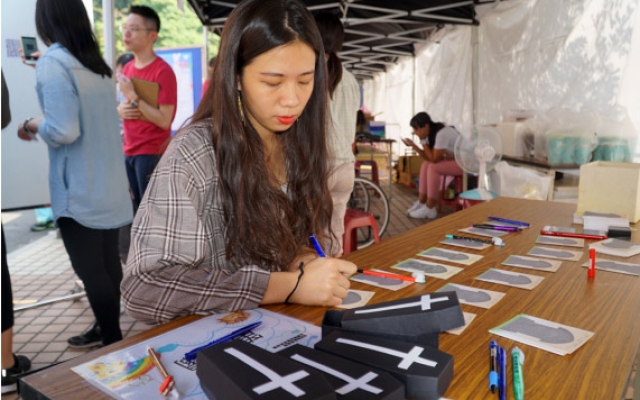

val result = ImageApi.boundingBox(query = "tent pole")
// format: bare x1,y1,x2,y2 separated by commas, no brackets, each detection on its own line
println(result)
102,0,116,69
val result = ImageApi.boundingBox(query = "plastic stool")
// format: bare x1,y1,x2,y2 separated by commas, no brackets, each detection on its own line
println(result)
438,175,463,213
354,160,379,185
343,209,381,255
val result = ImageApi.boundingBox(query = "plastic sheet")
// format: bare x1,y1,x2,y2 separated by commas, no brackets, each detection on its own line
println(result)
490,161,552,200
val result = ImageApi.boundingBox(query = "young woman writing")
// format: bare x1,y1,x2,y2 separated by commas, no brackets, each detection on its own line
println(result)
121,0,357,325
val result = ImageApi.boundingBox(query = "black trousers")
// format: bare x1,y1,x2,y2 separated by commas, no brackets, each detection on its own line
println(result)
57,218,123,345
2,225,14,333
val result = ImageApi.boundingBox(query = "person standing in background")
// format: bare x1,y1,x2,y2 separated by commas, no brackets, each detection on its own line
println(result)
18,0,133,348
314,12,360,256
117,5,177,210
2,70,32,395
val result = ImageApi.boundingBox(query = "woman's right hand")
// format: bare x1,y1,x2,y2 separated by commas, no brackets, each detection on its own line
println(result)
288,257,357,307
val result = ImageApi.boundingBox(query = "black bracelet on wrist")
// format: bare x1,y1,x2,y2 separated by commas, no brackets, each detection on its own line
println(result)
285,262,305,304
23,118,35,134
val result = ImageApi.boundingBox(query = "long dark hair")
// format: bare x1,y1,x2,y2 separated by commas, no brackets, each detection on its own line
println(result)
35,0,111,78
314,12,344,98
191,0,332,270
410,111,445,148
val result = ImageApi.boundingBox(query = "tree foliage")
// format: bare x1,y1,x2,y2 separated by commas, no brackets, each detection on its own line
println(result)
92,0,219,61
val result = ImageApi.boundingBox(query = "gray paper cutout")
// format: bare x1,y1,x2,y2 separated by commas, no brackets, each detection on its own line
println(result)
398,260,447,274
426,248,469,260
443,285,491,303
597,261,640,275
507,256,553,269
483,270,532,285
358,274,402,286
602,239,638,249
342,291,363,305
537,236,578,246
445,238,484,248
531,247,575,259
501,317,574,344
467,228,508,237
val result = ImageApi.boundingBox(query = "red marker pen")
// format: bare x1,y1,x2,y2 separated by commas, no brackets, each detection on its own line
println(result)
588,248,596,279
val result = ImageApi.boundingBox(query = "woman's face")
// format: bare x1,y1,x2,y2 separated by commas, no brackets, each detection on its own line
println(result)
414,124,430,140
239,40,316,139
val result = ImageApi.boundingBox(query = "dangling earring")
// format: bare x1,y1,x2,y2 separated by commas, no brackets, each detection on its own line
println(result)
237,92,246,126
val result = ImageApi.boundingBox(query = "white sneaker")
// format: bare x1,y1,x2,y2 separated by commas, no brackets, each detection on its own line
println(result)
409,203,438,219
407,200,421,213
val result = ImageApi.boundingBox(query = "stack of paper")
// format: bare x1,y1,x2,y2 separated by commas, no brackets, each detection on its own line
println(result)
589,238,640,258
490,314,594,356
574,211,629,230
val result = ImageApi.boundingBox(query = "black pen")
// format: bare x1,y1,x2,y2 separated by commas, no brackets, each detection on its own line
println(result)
473,224,521,232
446,234,505,246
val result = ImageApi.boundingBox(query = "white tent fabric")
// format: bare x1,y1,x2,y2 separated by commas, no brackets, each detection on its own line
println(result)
362,0,640,158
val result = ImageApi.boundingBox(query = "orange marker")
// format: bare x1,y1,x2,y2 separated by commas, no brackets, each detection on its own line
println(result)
357,269,416,282
588,248,596,279
147,346,175,396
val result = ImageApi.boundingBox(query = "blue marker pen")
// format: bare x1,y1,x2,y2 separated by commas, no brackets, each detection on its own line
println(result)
308,233,326,257
488,216,530,227
499,346,507,400
489,341,499,393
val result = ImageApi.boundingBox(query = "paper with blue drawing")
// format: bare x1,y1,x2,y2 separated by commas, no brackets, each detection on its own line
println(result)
71,309,321,399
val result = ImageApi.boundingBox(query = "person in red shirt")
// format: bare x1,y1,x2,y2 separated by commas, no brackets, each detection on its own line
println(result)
117,5,177,209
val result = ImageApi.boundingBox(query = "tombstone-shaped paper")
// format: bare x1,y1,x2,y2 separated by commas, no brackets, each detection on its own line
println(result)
315,331,453,400
279,344,405,400
322,309,439,348
339,292,464,336
196,340,335,400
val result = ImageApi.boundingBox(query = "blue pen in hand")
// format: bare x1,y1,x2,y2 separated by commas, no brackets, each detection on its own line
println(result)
309,233,326,257
184,321,262,361
489,341,499,393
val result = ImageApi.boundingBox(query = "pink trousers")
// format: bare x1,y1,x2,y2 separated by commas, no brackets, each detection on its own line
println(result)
418,160,463,199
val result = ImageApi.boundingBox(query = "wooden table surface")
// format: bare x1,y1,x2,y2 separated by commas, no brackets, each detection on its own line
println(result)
21,198,640,400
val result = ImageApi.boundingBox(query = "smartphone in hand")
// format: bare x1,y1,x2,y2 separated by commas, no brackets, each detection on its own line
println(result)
21,36,39,64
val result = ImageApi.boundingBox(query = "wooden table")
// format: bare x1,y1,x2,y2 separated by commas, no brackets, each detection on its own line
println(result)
21,198,640,399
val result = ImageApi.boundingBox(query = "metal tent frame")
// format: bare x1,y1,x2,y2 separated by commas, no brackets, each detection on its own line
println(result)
186,0,481,80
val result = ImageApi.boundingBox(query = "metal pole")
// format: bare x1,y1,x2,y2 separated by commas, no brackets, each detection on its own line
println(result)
13,292,87,312
102,0,116,69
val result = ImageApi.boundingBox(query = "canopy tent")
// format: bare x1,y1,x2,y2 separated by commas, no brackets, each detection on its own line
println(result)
185,0,640,161
187,0,485,81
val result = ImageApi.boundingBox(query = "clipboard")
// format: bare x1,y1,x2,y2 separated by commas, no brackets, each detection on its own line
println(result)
131,77,159,121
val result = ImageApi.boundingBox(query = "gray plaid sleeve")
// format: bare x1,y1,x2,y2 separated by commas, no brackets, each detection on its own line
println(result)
121,124,270,325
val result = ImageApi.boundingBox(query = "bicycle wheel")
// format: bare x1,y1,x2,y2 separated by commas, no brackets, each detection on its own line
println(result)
349,177,390,249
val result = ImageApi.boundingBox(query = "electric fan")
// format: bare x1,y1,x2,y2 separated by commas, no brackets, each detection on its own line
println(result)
454,126,503,201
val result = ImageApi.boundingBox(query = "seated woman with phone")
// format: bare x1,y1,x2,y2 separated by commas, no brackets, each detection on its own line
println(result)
403,112,463,219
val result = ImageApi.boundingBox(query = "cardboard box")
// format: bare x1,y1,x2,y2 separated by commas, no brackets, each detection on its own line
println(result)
315,331,454,400
322,310,439,348
336,292,465,337
279,344,405,400
397,155,423,188
196,340,334,400
577,161,640,223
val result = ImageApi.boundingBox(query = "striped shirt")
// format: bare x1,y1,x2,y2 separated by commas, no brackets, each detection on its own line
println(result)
327,67,360,165
121,120,270,325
